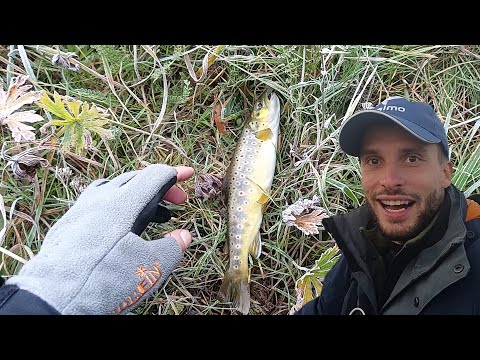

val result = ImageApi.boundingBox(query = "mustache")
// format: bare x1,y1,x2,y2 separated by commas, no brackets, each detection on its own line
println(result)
372,189,420,201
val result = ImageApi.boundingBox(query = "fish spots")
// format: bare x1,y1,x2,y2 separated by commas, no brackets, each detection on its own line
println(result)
237,224,242,230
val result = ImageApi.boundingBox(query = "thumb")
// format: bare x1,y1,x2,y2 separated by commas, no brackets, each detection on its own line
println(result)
164,229,192,252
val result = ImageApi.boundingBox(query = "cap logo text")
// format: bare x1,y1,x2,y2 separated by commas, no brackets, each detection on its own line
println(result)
376,105,406,112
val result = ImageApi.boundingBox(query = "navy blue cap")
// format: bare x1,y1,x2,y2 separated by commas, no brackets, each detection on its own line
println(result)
339,96,449,158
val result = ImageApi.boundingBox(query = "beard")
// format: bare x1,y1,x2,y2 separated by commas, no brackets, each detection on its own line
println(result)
366,188,445,243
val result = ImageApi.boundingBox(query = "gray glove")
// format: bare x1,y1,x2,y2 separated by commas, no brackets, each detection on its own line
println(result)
6,164,186,315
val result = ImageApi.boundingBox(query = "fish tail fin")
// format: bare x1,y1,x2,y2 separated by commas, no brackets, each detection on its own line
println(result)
218,269,250,315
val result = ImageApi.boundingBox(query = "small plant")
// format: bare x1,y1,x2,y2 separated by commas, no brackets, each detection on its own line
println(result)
289,245,341,314
37,91,113,153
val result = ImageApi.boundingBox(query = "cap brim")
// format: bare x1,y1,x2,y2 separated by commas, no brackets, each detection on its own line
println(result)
339,110,441,156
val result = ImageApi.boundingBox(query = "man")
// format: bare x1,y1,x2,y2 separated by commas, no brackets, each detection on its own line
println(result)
296,96,480,315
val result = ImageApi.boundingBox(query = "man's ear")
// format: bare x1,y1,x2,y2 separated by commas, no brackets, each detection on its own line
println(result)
442,161,453,188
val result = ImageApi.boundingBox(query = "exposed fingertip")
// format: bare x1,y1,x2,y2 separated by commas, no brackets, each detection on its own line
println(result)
175,166,195,181
180,230,192,249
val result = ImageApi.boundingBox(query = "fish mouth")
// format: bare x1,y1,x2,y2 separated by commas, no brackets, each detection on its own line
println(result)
265,92,280,127
267,92,280,109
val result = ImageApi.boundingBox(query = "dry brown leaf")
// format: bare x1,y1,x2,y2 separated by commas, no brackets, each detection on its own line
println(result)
211,94,226,135
185,45,225,83
6,150,49,182
292,209,327,236
51,52,80,71
0,75,44,142
282,195,329,235
194,173,224,200
195,45,225,79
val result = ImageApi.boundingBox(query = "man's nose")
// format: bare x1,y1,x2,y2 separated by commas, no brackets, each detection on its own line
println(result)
379,163,406,189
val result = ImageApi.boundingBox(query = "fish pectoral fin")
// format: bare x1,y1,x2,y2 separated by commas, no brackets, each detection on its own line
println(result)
223,240,229,255
256,128,272,141
262,201,269,213
249,232,262,258
221,166,231,203
256,193,270,213
256,193,269,205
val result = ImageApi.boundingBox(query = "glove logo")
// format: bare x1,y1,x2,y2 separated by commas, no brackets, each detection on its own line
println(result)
113,260,163,314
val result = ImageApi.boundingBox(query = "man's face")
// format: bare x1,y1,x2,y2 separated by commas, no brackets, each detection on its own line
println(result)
360,124,452,243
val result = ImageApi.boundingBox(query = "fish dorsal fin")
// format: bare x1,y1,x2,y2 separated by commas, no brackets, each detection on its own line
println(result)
256,128,272,141
222,162,232,204
249,232,262,258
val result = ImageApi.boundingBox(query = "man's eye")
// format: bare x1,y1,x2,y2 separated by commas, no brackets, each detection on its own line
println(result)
367,158,379,165
406,156,418,163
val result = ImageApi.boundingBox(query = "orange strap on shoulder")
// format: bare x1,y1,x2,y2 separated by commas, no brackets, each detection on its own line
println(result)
466,199,480,221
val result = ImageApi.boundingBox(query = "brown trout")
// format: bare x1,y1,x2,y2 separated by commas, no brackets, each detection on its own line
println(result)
219,92,281,314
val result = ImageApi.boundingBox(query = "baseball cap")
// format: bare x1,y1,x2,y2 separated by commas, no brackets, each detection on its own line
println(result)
339,96,449,158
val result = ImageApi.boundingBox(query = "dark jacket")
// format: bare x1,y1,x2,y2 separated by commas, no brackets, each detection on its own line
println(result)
0,285,59,314
296,185,480,315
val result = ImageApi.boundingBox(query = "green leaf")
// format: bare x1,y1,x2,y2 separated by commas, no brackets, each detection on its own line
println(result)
62,125,75,150
37,91,75,122
75,123,85,153
89,126,113,140
293,245,341,306
36,92,112,153
66,100,81,119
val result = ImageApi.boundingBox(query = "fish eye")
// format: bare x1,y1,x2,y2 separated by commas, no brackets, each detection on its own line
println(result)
256,101,264,110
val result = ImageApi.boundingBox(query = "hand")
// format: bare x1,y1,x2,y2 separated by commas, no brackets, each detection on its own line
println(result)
6,164,194,314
